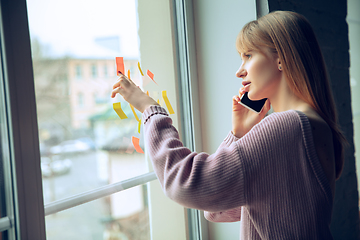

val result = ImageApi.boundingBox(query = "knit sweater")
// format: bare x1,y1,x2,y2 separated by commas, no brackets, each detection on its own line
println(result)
142,105,334,239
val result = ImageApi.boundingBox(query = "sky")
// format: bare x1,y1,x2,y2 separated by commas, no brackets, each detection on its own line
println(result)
26,0,139,58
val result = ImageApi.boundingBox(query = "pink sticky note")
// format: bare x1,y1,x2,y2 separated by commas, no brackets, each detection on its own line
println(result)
116,57,124,75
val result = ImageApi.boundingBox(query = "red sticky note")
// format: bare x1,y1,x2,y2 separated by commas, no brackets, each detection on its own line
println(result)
132,136,144,154
147,69,157,84
116,57,124,75
147,69,154,80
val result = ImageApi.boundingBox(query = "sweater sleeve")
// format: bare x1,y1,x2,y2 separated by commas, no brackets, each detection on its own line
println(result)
204,207,242,222
142,106,300,213
143,106,246,212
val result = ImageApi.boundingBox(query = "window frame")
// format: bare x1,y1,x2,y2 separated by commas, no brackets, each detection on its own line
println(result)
0,0,205,239
0,0,46,238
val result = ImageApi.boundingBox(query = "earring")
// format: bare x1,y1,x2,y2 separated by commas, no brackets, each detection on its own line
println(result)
278,66,282,70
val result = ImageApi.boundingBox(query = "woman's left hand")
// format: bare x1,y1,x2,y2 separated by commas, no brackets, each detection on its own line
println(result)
111,72,159,113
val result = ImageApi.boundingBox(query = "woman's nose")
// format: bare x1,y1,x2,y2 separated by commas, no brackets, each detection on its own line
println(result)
235,66,247,79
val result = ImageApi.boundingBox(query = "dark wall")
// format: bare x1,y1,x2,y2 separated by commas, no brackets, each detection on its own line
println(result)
266,0,359,239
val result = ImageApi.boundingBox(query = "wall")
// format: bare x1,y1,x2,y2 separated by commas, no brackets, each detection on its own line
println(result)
348,0,360,228
266,1,360,239
192,0,359,239
191,0,256,239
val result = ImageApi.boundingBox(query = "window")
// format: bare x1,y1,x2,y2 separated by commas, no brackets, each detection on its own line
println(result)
75,65,82,79
0,0,204,239
91,64,97,78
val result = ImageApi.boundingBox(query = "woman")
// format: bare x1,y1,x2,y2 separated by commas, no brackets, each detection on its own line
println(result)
111,11,346,239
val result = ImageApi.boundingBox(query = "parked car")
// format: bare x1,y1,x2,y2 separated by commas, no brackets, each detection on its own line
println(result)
50,139,92,155
41,155,72,177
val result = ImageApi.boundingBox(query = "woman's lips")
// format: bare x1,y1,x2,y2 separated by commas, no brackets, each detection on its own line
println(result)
242,81,251,91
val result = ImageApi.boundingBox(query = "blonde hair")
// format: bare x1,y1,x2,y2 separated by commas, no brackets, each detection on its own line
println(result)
236,11,346,179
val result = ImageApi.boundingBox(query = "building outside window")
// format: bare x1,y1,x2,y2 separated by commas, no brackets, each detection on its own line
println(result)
75,65,82,79
91,64,97,78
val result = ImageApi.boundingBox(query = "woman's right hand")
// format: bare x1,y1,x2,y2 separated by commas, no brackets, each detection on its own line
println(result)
231,88,271,138
111,72,159,113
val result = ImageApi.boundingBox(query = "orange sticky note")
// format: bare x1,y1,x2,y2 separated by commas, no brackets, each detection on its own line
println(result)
147,70,157,84
132,136,144,154
127,69,131,79
162,91,175,114
113,102,128,119
146,91,149,96
116,57,124,75
138,62,144,76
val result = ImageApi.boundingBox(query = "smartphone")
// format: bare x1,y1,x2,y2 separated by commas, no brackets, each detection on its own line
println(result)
239,92,267,113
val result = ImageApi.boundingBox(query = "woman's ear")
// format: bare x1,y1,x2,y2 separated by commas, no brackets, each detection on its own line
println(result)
277,58,282,71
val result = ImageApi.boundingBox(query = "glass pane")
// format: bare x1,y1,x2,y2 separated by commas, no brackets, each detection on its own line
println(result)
26,0,146,201
1,36,16,240
26,0,152,239
45,185,149,240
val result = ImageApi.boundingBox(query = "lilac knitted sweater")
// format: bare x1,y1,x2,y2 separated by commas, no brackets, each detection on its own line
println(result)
142,105,333,239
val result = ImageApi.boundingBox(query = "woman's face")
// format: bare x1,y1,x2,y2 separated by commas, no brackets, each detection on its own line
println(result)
235,48,281,101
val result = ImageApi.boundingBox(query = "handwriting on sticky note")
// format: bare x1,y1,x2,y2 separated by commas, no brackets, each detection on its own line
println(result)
132,136,144,154
116,57,124,75
113,102,128,119
162,91,175,114
138,62,144,76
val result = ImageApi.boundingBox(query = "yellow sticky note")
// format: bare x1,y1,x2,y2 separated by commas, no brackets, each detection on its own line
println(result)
130,105,141,133
138,62,144,76
113,102,128,119
162,91,175,114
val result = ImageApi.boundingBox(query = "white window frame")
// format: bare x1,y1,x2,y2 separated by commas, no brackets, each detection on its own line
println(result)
0,0,205,239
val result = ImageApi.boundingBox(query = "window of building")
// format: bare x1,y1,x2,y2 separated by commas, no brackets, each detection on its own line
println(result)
91,64,97,78
75,65,82,79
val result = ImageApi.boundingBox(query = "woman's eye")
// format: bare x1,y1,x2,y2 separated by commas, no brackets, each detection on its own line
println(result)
245,54,251,59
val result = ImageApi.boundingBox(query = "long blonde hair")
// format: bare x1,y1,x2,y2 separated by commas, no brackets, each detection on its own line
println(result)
236,11,346,179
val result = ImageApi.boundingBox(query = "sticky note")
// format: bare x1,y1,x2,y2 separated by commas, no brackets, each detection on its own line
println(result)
147,70,157,84
113,102,128,119
138,62,144,76
127,69,131,79
162,91,175,114
146,91,149,96
132,136,144,154
116,57,124,75
130,105,141,133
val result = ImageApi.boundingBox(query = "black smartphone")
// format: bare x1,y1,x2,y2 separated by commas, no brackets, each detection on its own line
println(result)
239,92,267,113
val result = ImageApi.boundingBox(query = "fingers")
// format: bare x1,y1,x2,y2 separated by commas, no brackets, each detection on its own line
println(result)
239,86,246,96
111,87,123,98
260,99,271,116
233,95,241,104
